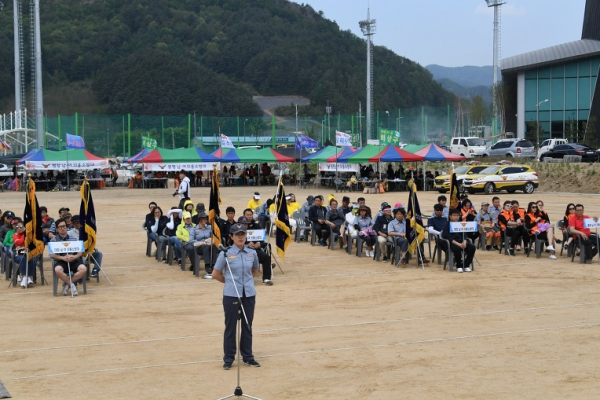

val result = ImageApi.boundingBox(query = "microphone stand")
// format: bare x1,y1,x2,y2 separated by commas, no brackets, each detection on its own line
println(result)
217,246,262,400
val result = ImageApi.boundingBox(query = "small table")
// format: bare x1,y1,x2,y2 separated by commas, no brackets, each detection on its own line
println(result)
143,178,168,189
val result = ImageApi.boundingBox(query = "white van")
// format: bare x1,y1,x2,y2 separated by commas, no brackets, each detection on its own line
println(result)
450,137,487,158
537,138,568,160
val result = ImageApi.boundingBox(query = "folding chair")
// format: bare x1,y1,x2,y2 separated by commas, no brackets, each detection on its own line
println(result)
526,231,547,259
51,259,87,296
327,225,344,250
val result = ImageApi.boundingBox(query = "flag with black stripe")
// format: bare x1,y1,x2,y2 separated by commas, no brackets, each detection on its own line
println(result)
209,165,222,248
24,180,44,258
449,168,460,212
406,180,426,254
275,182,291,259
79,180,97,256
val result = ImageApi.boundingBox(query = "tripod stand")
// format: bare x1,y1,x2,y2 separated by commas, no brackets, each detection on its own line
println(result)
217,248,262,400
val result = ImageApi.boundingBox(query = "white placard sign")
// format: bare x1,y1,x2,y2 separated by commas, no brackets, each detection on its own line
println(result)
144,162,219,171
584,218,600,229
318,163,358,172
246,229,266,242
48,240,84,254
450,221,478,233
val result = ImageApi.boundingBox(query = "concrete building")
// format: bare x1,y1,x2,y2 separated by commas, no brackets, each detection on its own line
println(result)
501,0,600,144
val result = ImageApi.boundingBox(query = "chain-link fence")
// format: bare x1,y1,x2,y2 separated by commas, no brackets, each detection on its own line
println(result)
38,106,462,157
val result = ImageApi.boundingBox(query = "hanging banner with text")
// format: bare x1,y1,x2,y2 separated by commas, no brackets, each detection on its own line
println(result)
143,162,220,172
379,128,401,146
318,163,358,172
25,160,109,171
335,131,352,147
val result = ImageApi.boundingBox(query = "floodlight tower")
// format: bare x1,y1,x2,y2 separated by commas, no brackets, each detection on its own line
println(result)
486,0,505,137
359,8,376,141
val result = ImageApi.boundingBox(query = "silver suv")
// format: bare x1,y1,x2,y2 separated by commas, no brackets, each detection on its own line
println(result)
482,139,535,158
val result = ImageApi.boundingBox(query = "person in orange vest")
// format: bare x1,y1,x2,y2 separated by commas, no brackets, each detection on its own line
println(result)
498,200,524,256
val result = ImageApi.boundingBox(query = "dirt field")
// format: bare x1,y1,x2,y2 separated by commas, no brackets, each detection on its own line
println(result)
2,184,600,399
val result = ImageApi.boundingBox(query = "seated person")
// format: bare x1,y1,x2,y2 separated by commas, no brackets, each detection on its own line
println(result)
12,221,36,287
178,212,216,278
388,207,409,265
50,218,87,296
353,205,376,257
325,199,346,247
70,216,104,276
373,202,394,262
498,200,524,256
569,204,599,263
308,195,329,246
476,202,501,251
442,209,476,273
145,206,169,262
247,192,261,212
166,208,183,264
240,211,273,286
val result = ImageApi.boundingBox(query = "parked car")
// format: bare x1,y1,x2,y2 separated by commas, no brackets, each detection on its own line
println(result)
537,138,568,160
434,163,490,193
449,137,487,158
540,143,599,162
482,139,535,158
463,163,538,194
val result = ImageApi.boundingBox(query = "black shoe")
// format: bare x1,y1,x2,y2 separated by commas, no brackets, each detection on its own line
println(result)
493,245,500,251
223,362,232,370
486,245,492,251
382,256,388,262
243,359,261,367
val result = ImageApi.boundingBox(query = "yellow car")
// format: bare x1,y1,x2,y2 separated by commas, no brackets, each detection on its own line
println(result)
434,164,490,193
462,164,539,194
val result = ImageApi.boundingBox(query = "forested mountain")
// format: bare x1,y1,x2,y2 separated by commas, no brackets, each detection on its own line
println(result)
0,0,453,117
426,65,493,88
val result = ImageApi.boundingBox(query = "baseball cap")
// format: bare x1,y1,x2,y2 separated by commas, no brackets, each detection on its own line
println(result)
352,203,359,209
285,195,291,200
183,211,192,220
230,223,247,234
253,192,260,200
237,216,250,225
307,195,314,201
4,211,14,218
481,201,490,206
381,202,391,210
63,213,72,218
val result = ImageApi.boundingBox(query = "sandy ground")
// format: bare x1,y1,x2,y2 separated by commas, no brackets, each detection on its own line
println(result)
2,184,600,399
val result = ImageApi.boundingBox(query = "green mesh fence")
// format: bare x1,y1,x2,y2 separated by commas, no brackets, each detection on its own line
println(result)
41,106,459,157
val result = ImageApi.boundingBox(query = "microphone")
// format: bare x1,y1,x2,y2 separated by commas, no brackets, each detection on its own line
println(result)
218,244,230,252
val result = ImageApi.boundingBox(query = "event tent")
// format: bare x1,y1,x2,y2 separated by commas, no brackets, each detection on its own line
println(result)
410,143,466,162
370,145,424,163
219,148,295,163
137,147,219,163
19,149,109,170
300,146,358,163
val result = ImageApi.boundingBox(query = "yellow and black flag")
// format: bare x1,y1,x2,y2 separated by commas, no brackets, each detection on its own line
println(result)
448,167,460,212
23,180,44,258
209,165,222,248
79,180,97,256
275,182,291,259
406,180,426,254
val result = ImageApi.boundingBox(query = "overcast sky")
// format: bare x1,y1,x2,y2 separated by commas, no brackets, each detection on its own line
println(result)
294,0,587,68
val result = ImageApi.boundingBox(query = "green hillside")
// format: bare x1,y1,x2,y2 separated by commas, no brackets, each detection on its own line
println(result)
0,0,453,116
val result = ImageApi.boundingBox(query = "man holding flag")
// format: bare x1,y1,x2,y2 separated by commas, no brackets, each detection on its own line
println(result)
405,181,429,266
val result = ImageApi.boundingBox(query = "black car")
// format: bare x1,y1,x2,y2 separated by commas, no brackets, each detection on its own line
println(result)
540,144,599,162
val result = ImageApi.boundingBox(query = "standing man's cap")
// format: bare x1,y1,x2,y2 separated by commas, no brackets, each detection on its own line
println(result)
254,192,260,200
230,223,247,234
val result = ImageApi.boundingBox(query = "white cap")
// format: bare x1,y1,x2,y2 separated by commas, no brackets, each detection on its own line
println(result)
253,192,260,200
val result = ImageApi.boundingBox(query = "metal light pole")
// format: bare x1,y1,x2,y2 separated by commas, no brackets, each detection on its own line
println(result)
536,99,549,150
295,103,299,133
326,102,332,143
243,119,248,145
321,119,326,144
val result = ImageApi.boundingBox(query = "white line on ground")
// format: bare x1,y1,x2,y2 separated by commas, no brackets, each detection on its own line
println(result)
6,322,600,381
3,301,600,354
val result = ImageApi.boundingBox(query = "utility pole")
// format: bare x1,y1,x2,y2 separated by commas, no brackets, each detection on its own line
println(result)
359,8,376,141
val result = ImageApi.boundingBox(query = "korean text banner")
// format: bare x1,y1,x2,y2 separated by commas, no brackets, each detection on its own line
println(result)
66,133,85,149
379,128,400,146
220,134,235,149
318,163,358,172
143,162,220,171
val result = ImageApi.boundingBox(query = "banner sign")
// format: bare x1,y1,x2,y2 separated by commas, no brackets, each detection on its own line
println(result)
318,163,358,172
220,134,235,149
141,135,158,150
379,128,401,146
449,221,478,233
335,131,352,147
66,133,85,149
584,218,600,229
246,229,266,242
25,160,109,171
48,240,84,254
367,139,380,146
144,162,220,171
